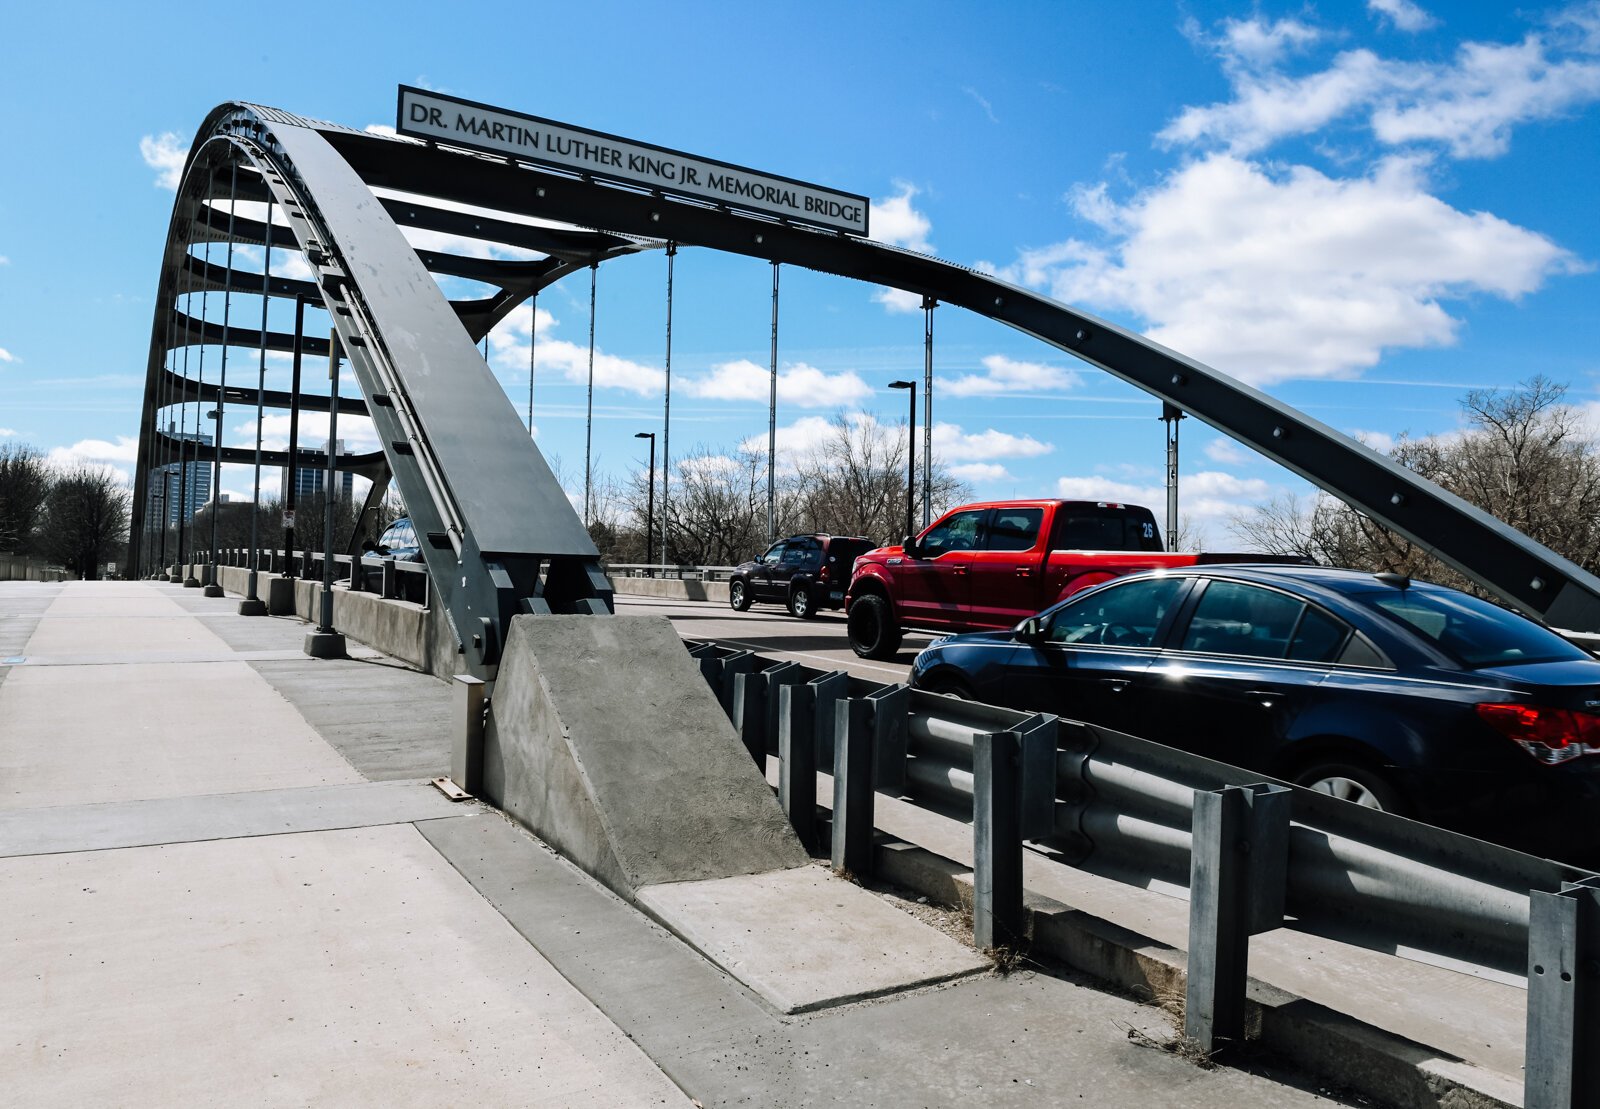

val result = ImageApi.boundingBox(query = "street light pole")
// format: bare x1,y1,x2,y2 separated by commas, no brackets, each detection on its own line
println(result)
635,431,656,570
889,380,916,542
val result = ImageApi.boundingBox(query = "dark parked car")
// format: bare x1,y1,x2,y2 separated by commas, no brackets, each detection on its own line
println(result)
729,534,874,619
909,563,1600,857
374,516,424,561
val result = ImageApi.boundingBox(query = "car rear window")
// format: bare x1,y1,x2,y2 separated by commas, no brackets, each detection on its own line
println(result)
1356,588,1589,668
1051,508,1162,552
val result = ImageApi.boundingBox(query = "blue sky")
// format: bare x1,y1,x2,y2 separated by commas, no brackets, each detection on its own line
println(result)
3,0,1599,547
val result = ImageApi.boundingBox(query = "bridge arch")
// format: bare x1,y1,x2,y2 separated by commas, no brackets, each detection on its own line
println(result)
135,102,1600,678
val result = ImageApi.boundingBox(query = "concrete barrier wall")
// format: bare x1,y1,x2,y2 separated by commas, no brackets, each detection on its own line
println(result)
609,577,730,604
205,564,462,677
197,564,723,677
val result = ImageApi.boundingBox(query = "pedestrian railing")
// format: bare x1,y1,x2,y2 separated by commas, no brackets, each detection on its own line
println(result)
688,640,1600,1106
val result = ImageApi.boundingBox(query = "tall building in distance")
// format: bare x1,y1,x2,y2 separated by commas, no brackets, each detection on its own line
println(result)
148,423,213,526
282,440,355,503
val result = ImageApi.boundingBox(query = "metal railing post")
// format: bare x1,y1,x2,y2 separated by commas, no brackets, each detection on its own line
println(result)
867,684,910,796
778,681,818,851
732,670,765,768
381,556,397,599
832,695,875,877
451,675,486,795
1526,876,1600,1109
1185,782,1291,1052
973,728,1023,950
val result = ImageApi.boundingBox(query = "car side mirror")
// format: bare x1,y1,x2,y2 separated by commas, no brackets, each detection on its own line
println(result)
1015,616,1044,644
902,534,920,559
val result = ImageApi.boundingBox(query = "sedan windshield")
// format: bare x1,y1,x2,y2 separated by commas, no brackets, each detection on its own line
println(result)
1354,587,1588,668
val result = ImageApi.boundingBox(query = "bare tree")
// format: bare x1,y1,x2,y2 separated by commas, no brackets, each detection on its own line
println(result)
657,445,770,567
786,412,970,545
0,443,52,554
40,464,129,579
1229,376,1600,591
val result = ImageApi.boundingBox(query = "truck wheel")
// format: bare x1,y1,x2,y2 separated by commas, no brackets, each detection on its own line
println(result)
787,587,816,619
848,594,903,659
729,579,752,612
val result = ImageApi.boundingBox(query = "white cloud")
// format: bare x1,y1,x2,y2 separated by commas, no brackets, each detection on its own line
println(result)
0,428,16,437
364,123,398,136
871,182,934,253
950,462,1010,483
0,255,9,265
1348,428,1398,453
484,303,660,396
1369,0,1438,33
140,132,187,190
1056,469,1278,547
872,287,924,314
1003,153,1580,383
940,353,1082,397
48,438,138,485
683,359,870,408
962,86,999,124
1372,35,1600,157
1161,16,1600,159
243,413,381,455
0,347,17,364
933,423,1053,462
1196,16,1323,70
1203,438,1254,464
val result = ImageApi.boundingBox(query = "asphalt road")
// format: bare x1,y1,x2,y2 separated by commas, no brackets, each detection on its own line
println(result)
614,593,931,683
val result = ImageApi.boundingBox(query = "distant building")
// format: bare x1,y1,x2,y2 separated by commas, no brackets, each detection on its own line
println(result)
282,439,354,503
149,423,213,525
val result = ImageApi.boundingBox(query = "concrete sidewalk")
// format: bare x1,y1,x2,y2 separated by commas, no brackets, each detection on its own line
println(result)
1,581,1379,1106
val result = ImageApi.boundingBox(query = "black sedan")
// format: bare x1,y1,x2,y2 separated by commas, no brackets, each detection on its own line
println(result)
909,564,1600,857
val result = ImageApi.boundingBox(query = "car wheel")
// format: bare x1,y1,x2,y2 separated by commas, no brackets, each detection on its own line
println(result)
787,587,816,619
847,594,903,660
1293,761,1406,814
729,579,752,612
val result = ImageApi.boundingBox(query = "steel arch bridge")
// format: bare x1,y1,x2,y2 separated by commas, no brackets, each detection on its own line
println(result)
134,101,1600,679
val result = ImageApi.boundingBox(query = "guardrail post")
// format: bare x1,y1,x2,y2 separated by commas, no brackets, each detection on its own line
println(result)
1185,782,1291,1053
450,675,486,795
832,695,876,878
732,669,765,768
974,728,1024,950
812,670,849,766
867,684,910,796
778,681,819,851
718,650,754,716
761,661,805,758
1526,876,1600,1109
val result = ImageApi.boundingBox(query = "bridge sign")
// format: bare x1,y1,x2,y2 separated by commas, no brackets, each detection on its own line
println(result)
396,86,870,237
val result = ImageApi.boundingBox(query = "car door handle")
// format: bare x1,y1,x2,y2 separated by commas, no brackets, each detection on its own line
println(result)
952,565,968,576
1015,567,1032,577
1246,689,1280,708
1102,678,1132,692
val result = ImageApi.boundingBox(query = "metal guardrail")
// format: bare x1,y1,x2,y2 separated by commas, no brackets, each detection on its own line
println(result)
689,640,1600,1105
606,563,739,582
194,547,432,606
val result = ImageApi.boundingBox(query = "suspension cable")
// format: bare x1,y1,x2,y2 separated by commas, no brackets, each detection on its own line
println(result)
208,163,238,575
526,291,537,434
922,295,936,529
249,190,274,587
662,243,675,566
768,260,779,543
584,262,596,527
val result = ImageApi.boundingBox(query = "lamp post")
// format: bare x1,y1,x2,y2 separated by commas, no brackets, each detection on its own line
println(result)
635,431,656,571
889,380,916,542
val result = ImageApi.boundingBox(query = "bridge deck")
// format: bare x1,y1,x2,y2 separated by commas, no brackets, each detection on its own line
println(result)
0,580,1470,1105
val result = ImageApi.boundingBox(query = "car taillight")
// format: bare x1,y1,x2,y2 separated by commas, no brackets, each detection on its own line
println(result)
818,563,829,583
1476,702,1600,765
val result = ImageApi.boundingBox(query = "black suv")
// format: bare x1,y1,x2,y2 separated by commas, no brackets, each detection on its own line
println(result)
729,534,874,619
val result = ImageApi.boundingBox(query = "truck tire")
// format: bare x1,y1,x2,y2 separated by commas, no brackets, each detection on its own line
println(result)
848,594,903,659
729,579,752,612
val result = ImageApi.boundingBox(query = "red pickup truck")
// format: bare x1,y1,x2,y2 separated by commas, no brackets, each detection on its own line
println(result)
845,499,1296,659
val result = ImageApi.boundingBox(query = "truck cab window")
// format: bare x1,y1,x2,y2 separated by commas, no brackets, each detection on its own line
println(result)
920,510,985,557
986,509,1043,552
